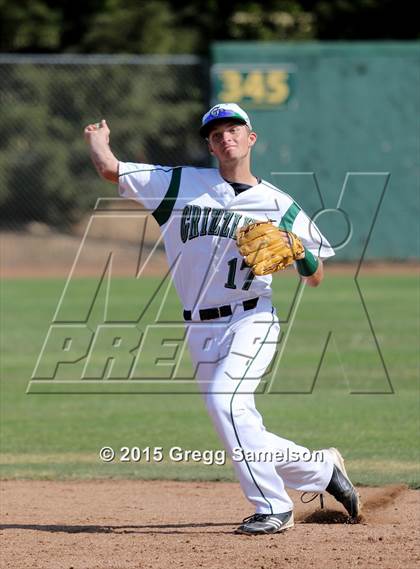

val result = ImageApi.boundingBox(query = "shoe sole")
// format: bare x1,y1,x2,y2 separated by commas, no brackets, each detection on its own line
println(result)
328,447,361,519
235,514,295,535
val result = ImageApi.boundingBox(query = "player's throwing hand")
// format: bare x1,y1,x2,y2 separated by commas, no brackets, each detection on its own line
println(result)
83,119,118,182
84,119,110,145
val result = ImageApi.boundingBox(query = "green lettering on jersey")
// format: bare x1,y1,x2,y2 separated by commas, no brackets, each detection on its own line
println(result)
219,211,234,237
208,208,224,235
188,205,201,240
200,207,211,236
243,216,256,226
180,205,191,243
229,213,242,240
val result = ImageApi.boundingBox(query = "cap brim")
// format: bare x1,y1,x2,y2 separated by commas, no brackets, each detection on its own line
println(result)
199,117,247,139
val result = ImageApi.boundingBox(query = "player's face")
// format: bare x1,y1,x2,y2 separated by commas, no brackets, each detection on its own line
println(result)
207,121,257,163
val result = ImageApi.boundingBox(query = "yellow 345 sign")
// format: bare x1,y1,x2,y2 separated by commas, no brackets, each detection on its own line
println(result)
214,68,293,108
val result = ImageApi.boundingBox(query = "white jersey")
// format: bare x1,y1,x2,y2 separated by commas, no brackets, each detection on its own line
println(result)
118,163,335,311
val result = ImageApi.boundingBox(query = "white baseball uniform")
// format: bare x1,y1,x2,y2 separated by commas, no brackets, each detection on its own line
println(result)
118,162,335,514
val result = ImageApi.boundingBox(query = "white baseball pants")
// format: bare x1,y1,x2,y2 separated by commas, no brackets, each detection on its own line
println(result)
186,297,334,514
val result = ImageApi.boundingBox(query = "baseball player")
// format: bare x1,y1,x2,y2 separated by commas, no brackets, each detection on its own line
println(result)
84,103,360,535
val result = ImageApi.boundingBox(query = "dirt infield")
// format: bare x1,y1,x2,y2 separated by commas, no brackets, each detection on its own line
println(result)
1,481,418,569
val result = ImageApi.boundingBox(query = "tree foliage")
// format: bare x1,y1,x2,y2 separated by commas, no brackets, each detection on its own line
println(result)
0,61,206,226
1,0,418,54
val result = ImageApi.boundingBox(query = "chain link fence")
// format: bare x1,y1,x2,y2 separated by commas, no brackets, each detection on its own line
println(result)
0,54,209,229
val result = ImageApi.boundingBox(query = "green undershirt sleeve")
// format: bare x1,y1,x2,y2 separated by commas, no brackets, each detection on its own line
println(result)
296,248,319,277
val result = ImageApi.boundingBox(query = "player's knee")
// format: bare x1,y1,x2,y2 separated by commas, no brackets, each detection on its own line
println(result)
204,392,231,418
230,401,251,427
204,391,249,421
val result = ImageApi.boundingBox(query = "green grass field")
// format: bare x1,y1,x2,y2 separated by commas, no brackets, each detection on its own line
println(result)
1,272,418,486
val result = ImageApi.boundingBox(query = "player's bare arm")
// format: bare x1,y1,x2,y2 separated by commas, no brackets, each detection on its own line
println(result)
84,119,119,183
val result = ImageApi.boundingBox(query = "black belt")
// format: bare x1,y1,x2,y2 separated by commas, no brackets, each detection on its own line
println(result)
183,297,259,321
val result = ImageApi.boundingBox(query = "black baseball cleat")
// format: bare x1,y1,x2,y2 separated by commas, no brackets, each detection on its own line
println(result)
325,447,361,520
235,511,294,535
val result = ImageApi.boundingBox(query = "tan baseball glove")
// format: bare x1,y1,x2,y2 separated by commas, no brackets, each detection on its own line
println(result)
236,221,305,276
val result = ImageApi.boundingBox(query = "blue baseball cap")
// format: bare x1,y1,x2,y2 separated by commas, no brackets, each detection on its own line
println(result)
200,103,252,138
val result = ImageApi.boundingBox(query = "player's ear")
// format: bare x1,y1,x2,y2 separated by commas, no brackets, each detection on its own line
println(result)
207,141,215,155
248,131,257,147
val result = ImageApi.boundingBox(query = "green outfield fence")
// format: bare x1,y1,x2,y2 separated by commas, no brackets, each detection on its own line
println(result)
211,42,420,261
0,44,419,260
